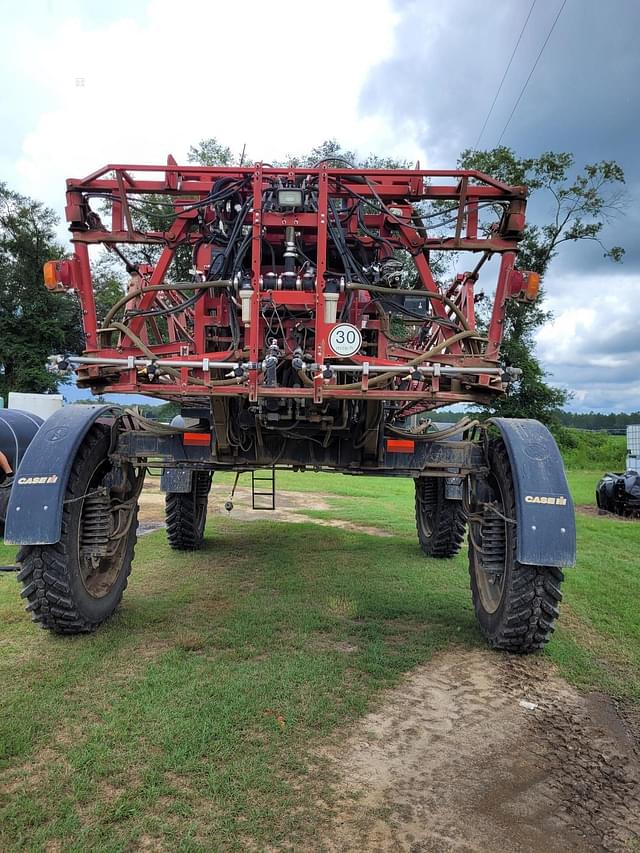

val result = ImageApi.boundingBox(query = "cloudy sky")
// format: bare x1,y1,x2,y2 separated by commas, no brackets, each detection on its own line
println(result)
1,0,638,411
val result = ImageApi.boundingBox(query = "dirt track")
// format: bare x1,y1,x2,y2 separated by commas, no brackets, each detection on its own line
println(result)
139,481,392,537
317,649,640,853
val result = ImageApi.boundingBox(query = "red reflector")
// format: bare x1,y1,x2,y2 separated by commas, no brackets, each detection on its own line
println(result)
387,438,415,453
182,432,211,446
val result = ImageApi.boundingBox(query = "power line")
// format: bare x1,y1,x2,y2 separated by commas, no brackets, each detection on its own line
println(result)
473,0,537,150
497,0,568,145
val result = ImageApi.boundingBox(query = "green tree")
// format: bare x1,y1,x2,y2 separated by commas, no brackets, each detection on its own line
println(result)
92,254,127,324
187,138,237,167
458,147,626,422
283,138,356,168
0,184,83,402
280,137,412,170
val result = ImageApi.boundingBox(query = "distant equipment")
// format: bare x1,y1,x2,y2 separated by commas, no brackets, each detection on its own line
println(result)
627,425,640,473
596,471,640,518
594,426,640,517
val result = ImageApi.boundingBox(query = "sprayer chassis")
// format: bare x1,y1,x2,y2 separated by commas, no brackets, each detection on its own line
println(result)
4,161,575,651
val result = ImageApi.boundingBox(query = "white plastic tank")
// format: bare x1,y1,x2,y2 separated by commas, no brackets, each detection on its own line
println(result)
8,393,63,421
627,424,640,472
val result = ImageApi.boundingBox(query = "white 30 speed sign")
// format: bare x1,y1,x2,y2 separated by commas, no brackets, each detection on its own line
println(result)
328,323,362,357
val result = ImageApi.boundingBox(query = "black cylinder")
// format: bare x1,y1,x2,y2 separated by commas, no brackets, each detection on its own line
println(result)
0,409,44,472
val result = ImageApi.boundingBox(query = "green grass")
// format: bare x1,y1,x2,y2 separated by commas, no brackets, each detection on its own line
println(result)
566,469,600,505
0,464,638,851
557,427,626,470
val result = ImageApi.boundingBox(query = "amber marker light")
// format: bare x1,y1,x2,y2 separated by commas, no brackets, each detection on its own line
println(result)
525,271,541,301
43,260,59,290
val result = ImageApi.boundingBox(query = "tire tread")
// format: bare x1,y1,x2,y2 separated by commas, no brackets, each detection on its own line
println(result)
469,440,564,653
165,471,212,551
15,427,137,634
415,478,466,558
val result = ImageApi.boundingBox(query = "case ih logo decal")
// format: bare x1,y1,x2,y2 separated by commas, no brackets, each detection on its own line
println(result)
45,426,69,442
17,475,59,485
525,494,567,506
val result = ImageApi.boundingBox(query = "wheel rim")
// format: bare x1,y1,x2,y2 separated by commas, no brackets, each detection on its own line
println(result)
77,462,138,599
417,479,438,539
472,477,507,614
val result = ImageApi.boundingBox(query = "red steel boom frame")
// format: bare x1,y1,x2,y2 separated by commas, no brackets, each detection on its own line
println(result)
49,159,536,415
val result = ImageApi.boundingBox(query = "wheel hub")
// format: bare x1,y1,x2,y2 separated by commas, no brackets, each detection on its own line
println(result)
78,471,138,599
473,497,508,614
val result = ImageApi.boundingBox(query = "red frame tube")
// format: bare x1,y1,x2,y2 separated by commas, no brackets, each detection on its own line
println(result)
61,160,529,409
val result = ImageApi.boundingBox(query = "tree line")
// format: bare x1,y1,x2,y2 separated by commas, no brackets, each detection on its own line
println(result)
553,410,640,430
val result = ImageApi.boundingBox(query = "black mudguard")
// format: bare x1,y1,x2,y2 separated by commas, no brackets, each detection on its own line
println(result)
4,404,120,545
490,418,576,568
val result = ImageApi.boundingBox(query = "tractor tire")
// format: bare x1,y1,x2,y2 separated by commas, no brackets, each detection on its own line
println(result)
415,477,467,558
468,439,564,653
15,426,140,635
165,471,212,551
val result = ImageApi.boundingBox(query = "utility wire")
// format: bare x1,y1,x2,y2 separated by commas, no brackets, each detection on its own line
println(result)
497,0,568,145
473,0,537,150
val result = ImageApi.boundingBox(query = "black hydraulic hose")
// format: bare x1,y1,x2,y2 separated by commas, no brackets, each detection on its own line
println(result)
328,197,372,286
372,297,457,326
263,237,277,273
329,177,505,232
327,199,358,281
386,418,479,441
91,179,249,225
227,288,241,349
230,229,253,279
346,283,471,331
356,204,397,254
102,197,250,325
206,198,252,281
339,290,354,321
102,280,232,327
127,290,204,319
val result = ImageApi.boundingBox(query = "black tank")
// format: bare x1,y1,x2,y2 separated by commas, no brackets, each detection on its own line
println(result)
0,408,44,472
0,409,44,533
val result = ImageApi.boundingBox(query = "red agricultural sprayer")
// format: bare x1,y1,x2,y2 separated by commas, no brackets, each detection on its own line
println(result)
4,158,575,650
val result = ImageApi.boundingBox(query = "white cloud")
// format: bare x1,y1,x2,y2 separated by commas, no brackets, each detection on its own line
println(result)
10,0,407,212
536,271,640,410
536,307,598,365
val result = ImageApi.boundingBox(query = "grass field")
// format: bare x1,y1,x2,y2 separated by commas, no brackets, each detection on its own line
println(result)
557,429,627,470
0,464,638,851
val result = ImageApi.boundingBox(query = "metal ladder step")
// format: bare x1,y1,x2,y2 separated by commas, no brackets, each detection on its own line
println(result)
252,468,276,510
